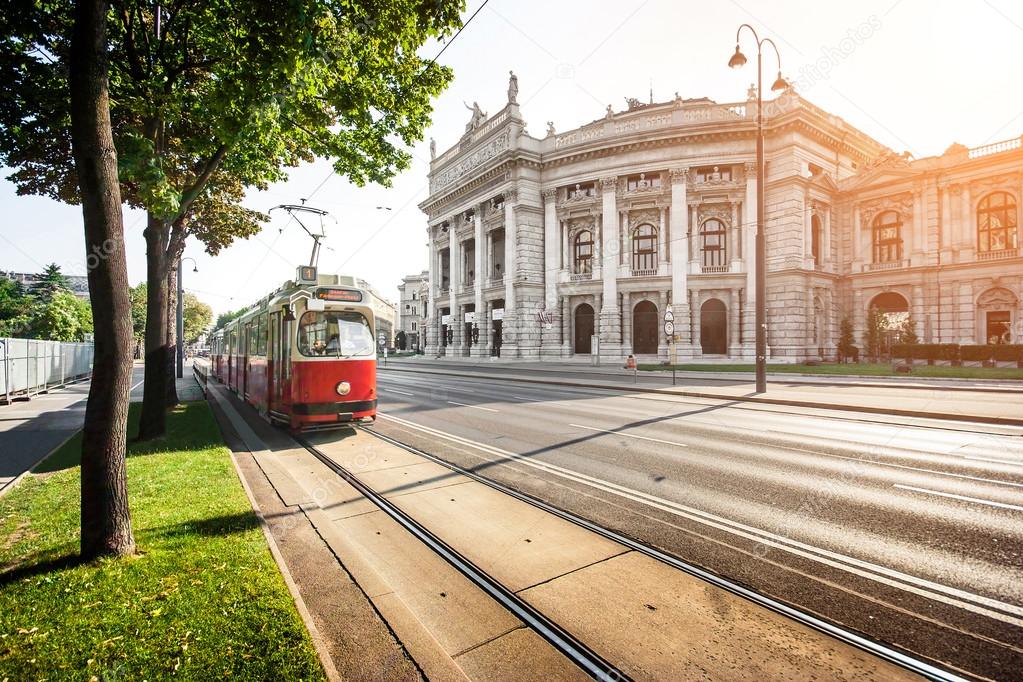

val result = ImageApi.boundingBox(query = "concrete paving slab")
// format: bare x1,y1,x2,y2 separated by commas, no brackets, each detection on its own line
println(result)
373,593,473,682
358,460,468,499
453,627,590,682
251,449,313,506
309,430,428,473
391,480,626,593
284,450,378,520
520,551,916,681
332,508,522,656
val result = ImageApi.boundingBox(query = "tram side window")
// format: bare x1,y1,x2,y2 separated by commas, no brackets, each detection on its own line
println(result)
297,311,375,357
257,314,267,356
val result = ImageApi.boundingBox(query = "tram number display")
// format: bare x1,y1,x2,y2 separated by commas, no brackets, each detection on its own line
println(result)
315,288,363,303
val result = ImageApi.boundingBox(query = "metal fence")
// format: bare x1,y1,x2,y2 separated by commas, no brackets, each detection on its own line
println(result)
0,338,94,403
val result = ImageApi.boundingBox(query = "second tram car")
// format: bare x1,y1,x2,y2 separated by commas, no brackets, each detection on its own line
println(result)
210,267,377,430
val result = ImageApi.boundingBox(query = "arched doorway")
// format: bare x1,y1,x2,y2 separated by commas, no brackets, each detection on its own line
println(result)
867,292,909,356
700,298,727,354
632,300,658,354
574,303,594,354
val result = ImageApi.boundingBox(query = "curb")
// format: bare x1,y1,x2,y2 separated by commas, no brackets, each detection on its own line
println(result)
380,365,1023,428
211,389,342,682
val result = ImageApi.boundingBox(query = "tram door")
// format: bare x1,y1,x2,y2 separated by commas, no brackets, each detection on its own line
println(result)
268,311,281,414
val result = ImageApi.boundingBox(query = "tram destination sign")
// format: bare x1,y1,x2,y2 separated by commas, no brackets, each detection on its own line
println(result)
315,288,363,303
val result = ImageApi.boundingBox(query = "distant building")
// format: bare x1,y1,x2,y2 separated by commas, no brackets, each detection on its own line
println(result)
358,279,398,350
397,271,428,351
2,271,90,302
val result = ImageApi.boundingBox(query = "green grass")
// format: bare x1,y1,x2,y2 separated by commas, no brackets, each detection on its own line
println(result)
0,402,325,681
638,362,1023,380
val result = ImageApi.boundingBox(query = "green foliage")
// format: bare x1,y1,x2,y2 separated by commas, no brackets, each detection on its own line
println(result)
182,293,212,343
863,307,886,361
837,316,857,361
0,0,465,258
28,290,93,341
129,282,148,344
0,269,91,341
900,314,919,346
0,402,326,680
215,308,246,330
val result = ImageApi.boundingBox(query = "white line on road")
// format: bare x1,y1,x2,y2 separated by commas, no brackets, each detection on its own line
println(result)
381,388,414,396
893,484,1023,512
131,379,145,391
446,401,499,413
380,412,1023,628
570,423,688,448
964,456,1023,469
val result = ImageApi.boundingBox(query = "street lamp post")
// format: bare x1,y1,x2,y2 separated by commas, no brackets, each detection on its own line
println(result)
177,257,198,378
728,24,789,394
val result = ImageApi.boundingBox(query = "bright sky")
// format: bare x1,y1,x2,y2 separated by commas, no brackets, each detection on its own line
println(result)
2,0,1022,316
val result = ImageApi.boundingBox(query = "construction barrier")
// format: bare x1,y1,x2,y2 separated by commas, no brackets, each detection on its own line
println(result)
0,338,94,404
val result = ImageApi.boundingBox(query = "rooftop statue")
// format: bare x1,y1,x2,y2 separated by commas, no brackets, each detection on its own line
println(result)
464,101,487,132
508,70,519,104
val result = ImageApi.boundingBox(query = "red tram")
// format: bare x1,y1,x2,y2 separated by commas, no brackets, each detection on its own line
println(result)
210,267,377,430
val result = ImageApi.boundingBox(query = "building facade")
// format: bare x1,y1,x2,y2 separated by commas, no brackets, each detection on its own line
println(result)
397,271,428,350
358,279,398,351
419,77,1023,362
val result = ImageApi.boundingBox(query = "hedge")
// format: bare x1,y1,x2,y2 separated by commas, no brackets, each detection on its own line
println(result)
892,344,1022,365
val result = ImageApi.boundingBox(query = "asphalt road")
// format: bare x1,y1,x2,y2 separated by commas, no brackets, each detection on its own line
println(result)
372,367,1023,681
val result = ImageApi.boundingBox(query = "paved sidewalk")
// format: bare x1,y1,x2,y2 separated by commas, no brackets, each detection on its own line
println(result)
209,381,917,680
1,364,201,497
382,359,1023,426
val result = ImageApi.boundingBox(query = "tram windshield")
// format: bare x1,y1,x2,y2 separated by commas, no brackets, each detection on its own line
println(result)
297,311,375,358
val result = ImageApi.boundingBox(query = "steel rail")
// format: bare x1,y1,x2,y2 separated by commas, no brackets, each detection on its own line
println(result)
293,434,631,682
361,426,971,682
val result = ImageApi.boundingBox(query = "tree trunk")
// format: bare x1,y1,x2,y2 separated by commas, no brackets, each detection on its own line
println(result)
166,262,179,407
137,213,169,440
69,0,136,559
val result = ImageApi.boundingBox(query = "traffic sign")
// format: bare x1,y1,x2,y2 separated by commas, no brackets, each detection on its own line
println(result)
664,320,675,336
663,310,674,322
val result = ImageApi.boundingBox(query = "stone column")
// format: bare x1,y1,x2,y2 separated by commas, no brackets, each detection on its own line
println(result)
622,292,632,354
543,188,560,358
658,207,667,273
742,162,757,357
692,289,702,354
822,206,832,269
426,229,438,353
853,203,864,267
562,295,571,355
959,184,973,261
472,207,486,357
503,191,519,357
940,185,953,261
803,195,813,266
730,201,741,271
910,189,923,266
449,234,461,350
728,287,741,358
912,284,925,343
669,168,692,357
598,176,621,359
658,290,668,360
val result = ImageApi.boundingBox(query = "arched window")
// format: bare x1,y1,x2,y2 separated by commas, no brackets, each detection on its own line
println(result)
872,211,902,264
574,230,593,274
631,224,657,271
977,192,1018,253
701,219,727,268
811,214,822,263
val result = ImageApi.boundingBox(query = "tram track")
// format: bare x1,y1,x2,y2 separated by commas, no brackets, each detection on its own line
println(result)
292,432,631,681
335,425,971,682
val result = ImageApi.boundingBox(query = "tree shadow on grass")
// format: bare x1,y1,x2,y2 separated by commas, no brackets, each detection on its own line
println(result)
145,512,260,541
0,553,83,588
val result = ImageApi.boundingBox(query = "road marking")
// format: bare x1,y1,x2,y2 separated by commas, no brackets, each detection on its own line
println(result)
380,413,1023,628
446,401,499,413
964,456,1023,469
130,378,145,391
381,388,414,396
570,423,688,448
894,484,1023,512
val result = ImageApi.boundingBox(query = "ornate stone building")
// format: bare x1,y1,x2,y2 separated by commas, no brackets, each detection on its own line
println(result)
397,271,428,351
418,76,1023,361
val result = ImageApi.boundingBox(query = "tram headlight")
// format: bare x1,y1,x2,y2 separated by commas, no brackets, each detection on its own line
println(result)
336,381,351,396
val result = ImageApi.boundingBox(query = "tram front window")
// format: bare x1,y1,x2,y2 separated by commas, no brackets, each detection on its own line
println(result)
297,311,375,357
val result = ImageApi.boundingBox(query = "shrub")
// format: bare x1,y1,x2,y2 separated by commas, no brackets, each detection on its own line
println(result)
960,345,994,363
991,344,1023,364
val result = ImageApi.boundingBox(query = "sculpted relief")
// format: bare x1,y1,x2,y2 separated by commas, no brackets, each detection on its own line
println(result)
430,133,510,193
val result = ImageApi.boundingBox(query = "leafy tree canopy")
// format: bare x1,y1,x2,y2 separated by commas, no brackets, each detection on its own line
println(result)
1,0,464,255
182,292,212,343
214,308,245,330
